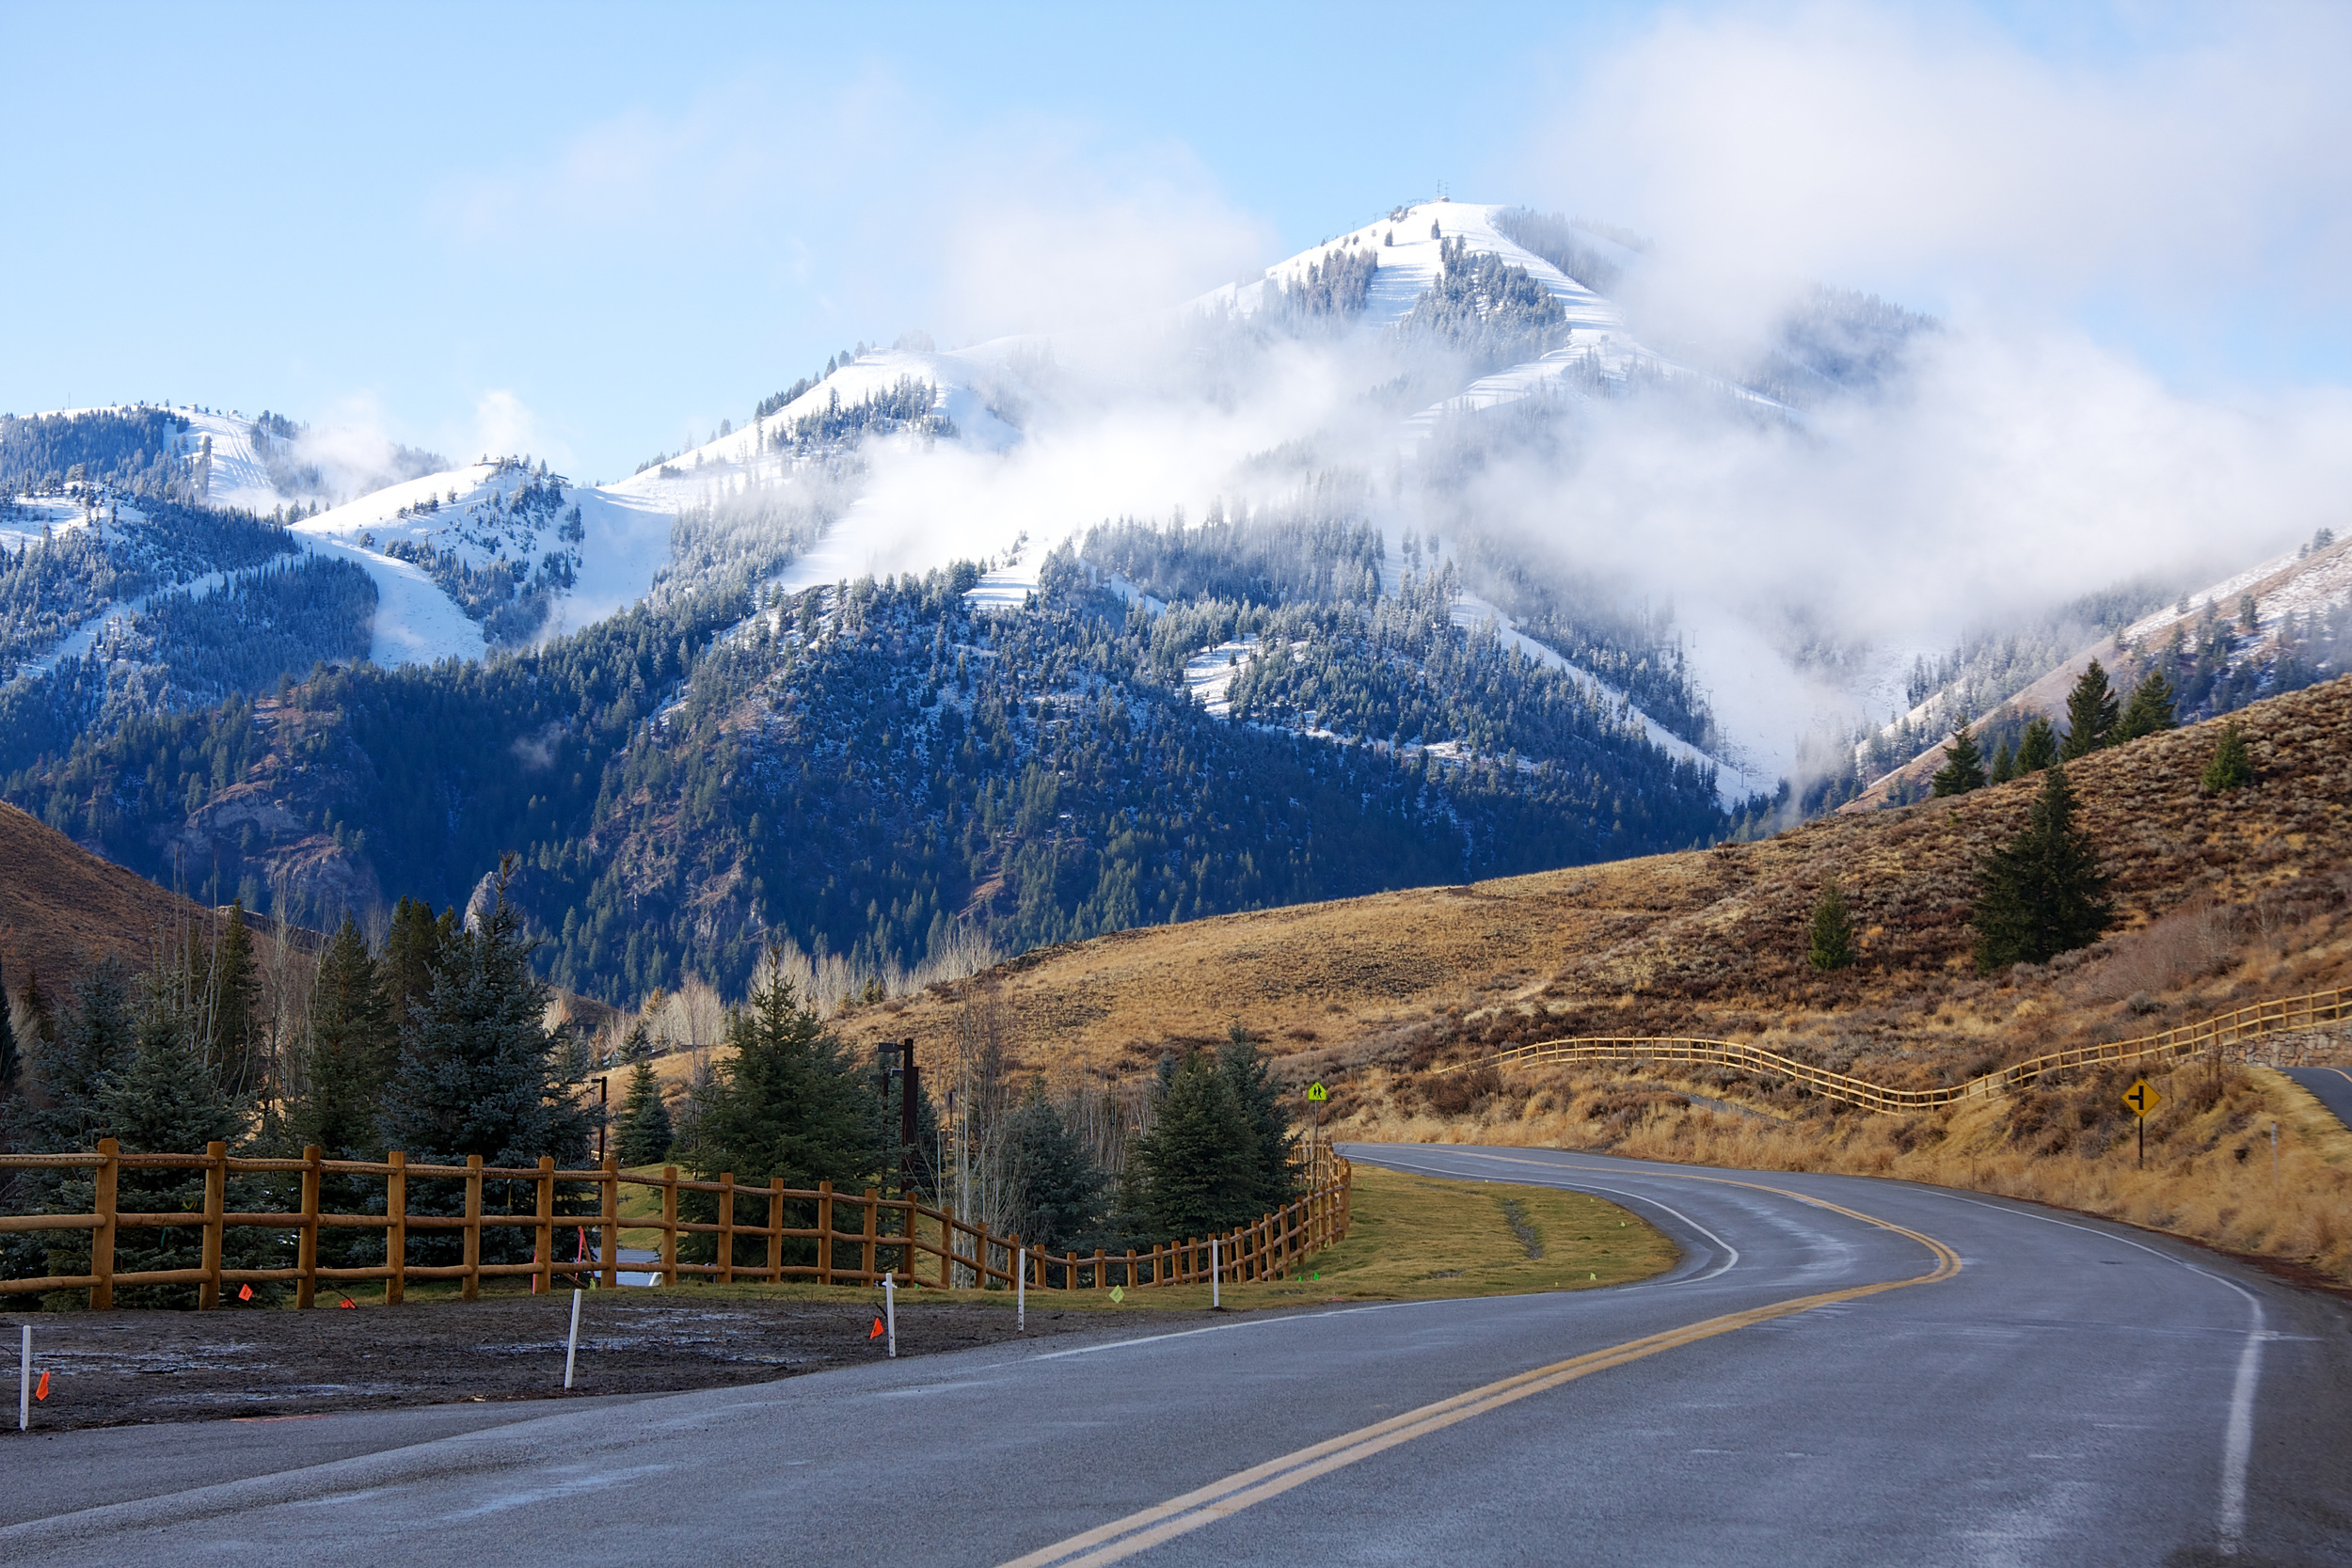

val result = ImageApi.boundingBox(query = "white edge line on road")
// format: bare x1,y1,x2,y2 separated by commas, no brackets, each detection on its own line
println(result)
1019,1301,1425,1364
1913,1187,2267,1557
1356,1149,1741,1283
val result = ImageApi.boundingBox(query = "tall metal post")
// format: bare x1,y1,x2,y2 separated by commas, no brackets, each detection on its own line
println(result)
899,1037,919,1189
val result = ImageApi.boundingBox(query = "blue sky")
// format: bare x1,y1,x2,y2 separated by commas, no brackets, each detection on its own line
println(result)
4,1,2346,481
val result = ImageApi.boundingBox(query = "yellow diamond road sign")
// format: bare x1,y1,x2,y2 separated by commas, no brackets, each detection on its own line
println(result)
1307,1083,1328,1102
1108,1286,1125,1303
2122,1079,2163,1118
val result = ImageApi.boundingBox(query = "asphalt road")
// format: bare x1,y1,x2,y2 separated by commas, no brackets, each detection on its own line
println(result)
2285,1066,2352,1131
4,1144,2346,1566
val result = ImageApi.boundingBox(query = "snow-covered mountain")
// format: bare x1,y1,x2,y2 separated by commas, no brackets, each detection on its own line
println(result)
13,197,2330,819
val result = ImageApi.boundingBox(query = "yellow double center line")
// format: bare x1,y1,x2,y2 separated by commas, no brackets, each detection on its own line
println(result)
1002,1178,1962,1568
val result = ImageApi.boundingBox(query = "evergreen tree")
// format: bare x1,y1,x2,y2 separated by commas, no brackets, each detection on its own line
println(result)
1218,1025,1298,1214
2114,670,2178,743
377,895,454,1037
1134,1050,1259,1242
2201,721,2253,795
205,900,261,1097
25,957,136,1151
1808,883,1856,971
377,875,592,1262
1929,719,1986,797
1971,762,2112,972
680,947,883,1266
1990,738,2016,784
2059,659,2121,759
2016,716,2058,773
77,1004,243,1306
294,916,392,1159
1005,1084,1105,1252
614,1061,674,1165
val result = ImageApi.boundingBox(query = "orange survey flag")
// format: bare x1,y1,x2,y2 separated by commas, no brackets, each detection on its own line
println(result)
35,1370,48,1402
238,1284,254,1301
868,1316,885,1340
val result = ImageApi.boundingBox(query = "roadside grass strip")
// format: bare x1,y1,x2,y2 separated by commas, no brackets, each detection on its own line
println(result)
999,1180,1962,1568
599,1164,1675,1311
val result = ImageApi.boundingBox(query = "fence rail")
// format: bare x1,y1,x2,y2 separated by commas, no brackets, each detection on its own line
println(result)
0,1140,1351,1308
1436,988,2350,1114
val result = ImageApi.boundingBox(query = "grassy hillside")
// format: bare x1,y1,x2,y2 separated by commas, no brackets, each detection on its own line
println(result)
0,799,223,990
826,675,2352,1285
844,674,2349,1077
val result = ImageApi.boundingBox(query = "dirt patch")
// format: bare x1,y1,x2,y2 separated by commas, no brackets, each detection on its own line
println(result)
2,1291,1204,1432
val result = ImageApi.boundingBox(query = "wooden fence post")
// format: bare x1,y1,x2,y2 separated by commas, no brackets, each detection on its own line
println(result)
91,1136,118,1309
297,1145,322,1308
199,1140,226,1309
861,1189,879,1284
463,1154,484,1302
598,1156,617,1290
817,1181,834,1286
536,1156,556,1296
386,1151,406,1306
660,1166,678,1288
718,1173,736,1285
767,1177,785,1283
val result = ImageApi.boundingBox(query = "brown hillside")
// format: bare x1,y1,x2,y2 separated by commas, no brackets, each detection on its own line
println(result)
835,675,2352,1099
0,800,225,992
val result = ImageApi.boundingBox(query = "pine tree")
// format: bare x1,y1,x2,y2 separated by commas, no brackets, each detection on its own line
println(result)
294,916,392,1159
1005,1085,1104,1253
1929,719,1986,797
680,947,883,1266
82,1006,242,1307
2016,716,2058,773
25,957,135,1151
615,1061,674,1165
180,901,262,1099
377,895,453,1037
1990,738,2016,784
1135,1050,1259,1241
1971,762,2112,972
2060,659,2121,759
2114,670,2177,743
1219,1025,1298,1213
1808,883,1856,970
2201,721,2253,795
377,875,592,1262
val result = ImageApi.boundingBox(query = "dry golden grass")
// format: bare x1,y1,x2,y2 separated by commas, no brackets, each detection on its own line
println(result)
1332,1056,2352,1288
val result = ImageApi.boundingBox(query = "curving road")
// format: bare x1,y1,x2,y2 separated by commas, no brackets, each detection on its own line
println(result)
2286,1066,2352,1132
4,1145,2347,1565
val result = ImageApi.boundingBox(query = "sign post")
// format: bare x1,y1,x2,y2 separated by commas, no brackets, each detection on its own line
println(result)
1307,1082,1328,1173
2122,1078,2163,1169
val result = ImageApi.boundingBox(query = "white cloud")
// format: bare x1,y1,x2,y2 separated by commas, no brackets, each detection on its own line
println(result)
1525,4,2352,342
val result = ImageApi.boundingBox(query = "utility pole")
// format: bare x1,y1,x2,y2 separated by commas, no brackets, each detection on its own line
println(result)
899,1037,919,1192
596,1075,609,1164
876,1040,921,1193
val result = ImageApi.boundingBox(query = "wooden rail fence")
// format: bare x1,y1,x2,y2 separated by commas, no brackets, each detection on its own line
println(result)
0,1143,1350,1309
1437,988,2350,1114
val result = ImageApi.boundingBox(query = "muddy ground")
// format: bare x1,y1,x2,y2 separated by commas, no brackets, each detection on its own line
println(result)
2,1291,1207,1431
